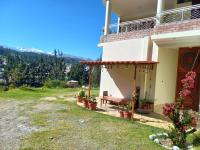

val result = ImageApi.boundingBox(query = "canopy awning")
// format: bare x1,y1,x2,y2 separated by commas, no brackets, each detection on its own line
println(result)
80,61,158,66
80,61,158,70
80,60,158,117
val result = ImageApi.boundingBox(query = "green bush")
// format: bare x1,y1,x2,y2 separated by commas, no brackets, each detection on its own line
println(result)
44,80,66,88
192,131,200,146
19,85,36,91
0,85,9,91
78,90,85,97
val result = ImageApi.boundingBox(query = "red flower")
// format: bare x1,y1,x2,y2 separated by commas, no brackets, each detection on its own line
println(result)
182,89,191,97
163,103,175,117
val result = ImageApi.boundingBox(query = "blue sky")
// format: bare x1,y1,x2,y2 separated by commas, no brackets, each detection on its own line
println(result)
0,0,117,60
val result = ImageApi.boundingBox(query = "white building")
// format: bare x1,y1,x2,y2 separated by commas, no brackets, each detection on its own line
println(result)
83,0,200,114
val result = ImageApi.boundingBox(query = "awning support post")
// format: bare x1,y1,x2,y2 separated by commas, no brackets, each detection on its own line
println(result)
88,65,93,97
132,65,137,119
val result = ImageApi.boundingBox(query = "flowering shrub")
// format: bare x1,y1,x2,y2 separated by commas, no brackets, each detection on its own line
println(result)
163,71,198,149
179,71,196,98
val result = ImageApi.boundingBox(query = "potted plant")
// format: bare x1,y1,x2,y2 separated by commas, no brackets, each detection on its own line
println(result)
123,103,132,120
138,99,154,114
83,96,89,108
118,104,125,118
190,111,198,128
88,97,97,110
77,90,85,103
119,109,124,118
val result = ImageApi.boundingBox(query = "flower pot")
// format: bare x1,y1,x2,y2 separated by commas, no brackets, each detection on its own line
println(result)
83,99,89,108
123,111,132,120
191,118,197,128
119,110,124,118
88,101,97,110
77,96,83,103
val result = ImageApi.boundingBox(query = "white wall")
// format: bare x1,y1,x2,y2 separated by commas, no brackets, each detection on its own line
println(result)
100,65,146,99
99,37,152,99
153,48,178,114
102,37,151,61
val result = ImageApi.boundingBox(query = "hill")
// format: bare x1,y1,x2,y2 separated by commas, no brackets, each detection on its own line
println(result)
0,46,84,64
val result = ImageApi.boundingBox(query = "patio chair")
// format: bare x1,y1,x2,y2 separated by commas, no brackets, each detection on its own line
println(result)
102,91,108,105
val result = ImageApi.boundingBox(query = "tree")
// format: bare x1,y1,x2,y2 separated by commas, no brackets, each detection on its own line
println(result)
91,65,101,87
67,64,88,86
2,49,66,87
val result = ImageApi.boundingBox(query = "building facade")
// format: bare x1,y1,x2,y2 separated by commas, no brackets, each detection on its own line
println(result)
99,0,200,114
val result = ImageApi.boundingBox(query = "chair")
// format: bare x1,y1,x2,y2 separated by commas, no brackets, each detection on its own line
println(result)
101,91,108,107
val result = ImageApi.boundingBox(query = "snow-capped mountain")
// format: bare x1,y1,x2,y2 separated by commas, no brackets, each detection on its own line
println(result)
16,47,44,53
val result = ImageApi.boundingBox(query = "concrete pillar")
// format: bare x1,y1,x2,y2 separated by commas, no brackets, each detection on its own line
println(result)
156,0,165,24
104,0,111,35
117,17,120,34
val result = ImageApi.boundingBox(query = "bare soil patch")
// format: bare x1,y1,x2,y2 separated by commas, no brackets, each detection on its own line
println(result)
0,101,38,150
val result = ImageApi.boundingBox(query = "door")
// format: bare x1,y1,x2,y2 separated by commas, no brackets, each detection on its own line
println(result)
176,47,200,111
192,0,200,5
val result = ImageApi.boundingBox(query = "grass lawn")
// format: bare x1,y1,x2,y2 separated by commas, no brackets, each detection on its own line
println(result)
0,87,99,101
0,88,199,150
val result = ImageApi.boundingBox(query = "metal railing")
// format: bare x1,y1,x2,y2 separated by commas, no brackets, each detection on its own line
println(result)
109,4,200,34
158,4,200,24
109,17,156,34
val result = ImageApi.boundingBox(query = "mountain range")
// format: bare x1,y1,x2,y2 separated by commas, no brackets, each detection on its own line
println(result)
0,45,89,64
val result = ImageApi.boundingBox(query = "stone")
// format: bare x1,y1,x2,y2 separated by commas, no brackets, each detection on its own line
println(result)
172,146,180,150
187,144,193,150
149,134,156,140
163,132,168,137
78,119,85,124
154,138,160,144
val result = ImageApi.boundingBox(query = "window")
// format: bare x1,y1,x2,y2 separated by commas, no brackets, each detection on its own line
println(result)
177,0,192,4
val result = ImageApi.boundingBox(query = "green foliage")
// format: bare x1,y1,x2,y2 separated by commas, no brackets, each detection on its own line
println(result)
44,80,66,88
2,49,66,88
0,85,9,91
168,127,187,148
78,90,85,97
192,131,200,146
91,63,101,87
87,96,97,103
67,63,88,86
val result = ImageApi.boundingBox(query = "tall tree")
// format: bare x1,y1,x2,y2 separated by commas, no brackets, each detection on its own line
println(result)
67,64,88,85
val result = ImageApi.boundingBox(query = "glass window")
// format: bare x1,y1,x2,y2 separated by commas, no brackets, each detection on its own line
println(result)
177,0,192,4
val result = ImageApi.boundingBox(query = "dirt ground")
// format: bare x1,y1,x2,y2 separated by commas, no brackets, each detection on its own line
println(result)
0,97,66,150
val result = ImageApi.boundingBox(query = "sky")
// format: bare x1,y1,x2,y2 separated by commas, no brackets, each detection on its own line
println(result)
0,0,117,60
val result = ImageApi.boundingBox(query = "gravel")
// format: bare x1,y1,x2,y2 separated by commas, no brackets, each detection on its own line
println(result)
0,101,38,150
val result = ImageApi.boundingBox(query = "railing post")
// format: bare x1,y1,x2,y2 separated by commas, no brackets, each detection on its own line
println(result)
156,0,165,25
181,9,184,21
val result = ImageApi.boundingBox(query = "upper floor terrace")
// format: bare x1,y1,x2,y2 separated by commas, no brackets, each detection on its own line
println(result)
101,0,200,43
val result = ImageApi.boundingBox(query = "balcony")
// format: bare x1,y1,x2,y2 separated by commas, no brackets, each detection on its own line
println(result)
101,4,200,43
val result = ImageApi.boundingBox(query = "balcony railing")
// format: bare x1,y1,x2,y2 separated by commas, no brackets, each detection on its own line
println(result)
109,4,200,34
109,17,156,34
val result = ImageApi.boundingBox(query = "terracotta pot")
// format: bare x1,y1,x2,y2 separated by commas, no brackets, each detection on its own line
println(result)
119,110,124,118
191,118,197,128
83,99,89,108
123,111,132,120
77,96,83,103
88,101,97,110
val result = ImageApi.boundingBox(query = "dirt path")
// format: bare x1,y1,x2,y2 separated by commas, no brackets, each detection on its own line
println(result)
0,97,67,150
0,100,38,150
